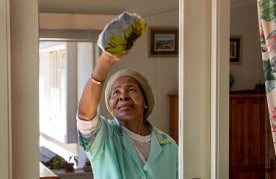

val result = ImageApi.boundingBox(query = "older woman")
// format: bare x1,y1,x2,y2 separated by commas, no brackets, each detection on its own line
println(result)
77,11,178,178
77,51,178,179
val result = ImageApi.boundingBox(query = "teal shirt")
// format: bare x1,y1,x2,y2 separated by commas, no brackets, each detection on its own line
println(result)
79,116,178,179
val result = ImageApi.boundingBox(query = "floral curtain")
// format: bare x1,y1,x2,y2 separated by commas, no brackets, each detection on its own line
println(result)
257,0,276,154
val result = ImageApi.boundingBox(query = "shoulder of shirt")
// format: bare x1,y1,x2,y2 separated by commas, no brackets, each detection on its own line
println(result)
100,117,175,144
99,116,123,135
144,120,174,144
143,120,175,145
152,127,175,144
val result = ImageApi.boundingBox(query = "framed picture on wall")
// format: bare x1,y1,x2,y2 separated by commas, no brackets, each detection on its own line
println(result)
230,35,242,64
149,27,178,57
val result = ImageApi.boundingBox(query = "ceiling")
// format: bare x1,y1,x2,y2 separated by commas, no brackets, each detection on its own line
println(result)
38,0,256,16
38,0,178,17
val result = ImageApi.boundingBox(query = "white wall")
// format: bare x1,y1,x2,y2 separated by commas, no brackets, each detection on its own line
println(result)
230,3,264,91
67,43,78,143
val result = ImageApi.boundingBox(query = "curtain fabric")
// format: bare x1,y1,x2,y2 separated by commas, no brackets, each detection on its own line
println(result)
257,0,276,154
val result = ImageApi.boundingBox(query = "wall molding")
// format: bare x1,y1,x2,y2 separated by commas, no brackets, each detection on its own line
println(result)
39,12,117,30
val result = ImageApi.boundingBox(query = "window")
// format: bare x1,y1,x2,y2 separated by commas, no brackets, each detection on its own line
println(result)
39,42,67,142
39,41,97,167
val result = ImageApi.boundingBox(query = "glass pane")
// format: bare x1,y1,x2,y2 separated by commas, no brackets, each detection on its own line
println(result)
39,40,96,170
39,42,67,142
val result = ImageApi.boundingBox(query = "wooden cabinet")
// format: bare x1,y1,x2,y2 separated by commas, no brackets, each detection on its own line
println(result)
168,92,276,178
230,92,276,179
168,94,178,144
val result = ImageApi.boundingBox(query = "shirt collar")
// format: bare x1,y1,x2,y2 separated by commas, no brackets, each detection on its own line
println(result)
114,118,173,144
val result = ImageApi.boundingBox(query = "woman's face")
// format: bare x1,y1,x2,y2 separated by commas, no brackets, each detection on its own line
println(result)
109,76,147,121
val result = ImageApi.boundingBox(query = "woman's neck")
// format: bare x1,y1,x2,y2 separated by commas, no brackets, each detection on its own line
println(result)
122,119,150,136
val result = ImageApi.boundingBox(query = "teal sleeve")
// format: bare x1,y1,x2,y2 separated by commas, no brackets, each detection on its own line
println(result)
78,119,103,151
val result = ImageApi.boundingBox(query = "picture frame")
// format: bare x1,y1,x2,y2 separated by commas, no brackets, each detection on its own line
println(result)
230,35,242,64
149,28,178,57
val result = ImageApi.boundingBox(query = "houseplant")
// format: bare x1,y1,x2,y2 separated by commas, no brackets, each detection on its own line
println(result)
65,155,79,172
52,156,66,170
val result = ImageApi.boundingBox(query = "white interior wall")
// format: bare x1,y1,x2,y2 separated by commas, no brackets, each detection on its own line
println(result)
66,43,78,143
77,42,95,103
230,3,263,91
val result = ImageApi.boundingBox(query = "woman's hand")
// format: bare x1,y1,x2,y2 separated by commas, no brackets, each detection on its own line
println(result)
100,51,126,65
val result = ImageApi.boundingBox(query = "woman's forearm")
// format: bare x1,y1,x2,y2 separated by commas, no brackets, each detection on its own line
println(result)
77,52,119,120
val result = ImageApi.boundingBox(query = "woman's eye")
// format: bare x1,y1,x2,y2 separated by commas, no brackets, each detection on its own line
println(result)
112,90,119,95
129,88,136,92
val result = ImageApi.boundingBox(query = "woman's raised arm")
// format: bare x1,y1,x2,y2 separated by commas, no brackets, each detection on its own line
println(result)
77,52,121,121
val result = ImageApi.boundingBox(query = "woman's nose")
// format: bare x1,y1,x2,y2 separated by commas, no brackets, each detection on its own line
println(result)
119,92,129,101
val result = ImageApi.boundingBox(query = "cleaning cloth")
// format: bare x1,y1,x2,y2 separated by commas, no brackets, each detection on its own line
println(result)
97,11,147,57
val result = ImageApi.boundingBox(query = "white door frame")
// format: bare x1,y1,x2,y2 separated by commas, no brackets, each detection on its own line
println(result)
1,0,229,178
